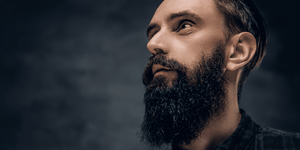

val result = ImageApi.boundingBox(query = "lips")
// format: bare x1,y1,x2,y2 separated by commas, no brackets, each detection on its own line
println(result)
152,64,174,75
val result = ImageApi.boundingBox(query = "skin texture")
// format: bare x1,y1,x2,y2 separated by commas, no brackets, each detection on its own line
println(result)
144,0,258,149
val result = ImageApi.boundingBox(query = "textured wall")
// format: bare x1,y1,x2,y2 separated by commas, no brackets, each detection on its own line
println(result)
0,0,299,150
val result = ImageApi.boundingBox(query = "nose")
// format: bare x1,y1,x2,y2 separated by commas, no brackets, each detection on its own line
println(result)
147,29,170,55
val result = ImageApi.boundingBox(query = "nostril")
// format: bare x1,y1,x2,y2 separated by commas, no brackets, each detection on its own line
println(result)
154,48,166,54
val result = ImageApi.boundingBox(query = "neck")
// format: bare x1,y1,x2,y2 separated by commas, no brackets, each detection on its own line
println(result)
178,81,241,150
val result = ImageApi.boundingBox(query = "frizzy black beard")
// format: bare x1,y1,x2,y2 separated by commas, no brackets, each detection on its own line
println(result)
139,43,228,149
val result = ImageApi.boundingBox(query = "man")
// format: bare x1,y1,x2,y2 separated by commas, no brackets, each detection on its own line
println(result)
139,0,300,149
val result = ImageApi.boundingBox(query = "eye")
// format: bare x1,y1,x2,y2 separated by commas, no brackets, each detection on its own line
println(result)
178,23,192,30
175,20,194,34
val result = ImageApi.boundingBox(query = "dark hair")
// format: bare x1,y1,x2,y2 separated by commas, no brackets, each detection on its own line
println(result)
214,0,268,100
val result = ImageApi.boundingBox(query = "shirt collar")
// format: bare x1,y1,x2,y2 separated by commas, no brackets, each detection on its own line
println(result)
213,109,260,150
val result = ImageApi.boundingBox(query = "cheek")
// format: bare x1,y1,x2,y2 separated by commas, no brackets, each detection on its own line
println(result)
194,30,225,51
168,39,209,68
171,45,201,69
167,29,226,68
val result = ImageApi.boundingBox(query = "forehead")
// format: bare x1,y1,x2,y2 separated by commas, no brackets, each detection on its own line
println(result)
151,0,220,23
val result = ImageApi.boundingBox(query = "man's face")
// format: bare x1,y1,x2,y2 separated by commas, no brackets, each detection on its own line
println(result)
140,0,229,148
146,0,227,76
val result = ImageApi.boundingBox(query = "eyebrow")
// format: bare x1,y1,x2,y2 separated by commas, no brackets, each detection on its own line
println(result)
168,11,201,22
146,11,201,39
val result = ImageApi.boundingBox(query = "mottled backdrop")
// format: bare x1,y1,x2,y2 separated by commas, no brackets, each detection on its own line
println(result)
0,0,300,150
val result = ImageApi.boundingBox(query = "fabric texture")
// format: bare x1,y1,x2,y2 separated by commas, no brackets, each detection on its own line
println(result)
213,109,300,150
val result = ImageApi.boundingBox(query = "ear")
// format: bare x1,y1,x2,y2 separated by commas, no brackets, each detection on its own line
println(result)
226,32,257,71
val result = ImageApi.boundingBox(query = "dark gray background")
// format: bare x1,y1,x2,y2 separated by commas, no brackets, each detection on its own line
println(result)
0,0,299,150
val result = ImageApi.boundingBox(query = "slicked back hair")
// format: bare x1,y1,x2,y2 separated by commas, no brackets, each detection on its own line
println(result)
213,0,268,100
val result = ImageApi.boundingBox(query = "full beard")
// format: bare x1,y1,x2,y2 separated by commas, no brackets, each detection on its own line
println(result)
139,43,228,149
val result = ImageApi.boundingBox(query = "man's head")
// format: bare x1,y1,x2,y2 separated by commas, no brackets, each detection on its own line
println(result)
140,0,267,148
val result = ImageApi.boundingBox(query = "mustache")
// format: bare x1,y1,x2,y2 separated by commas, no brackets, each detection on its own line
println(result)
142,53,186,86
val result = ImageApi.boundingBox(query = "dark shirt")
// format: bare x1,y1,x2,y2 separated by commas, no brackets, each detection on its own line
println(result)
214,109,300,150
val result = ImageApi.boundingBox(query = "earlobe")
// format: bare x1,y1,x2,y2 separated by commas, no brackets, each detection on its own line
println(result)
226,32,257,71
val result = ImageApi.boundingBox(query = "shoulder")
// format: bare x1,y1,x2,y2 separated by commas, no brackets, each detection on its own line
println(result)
258,127,300,138
254,126,300,149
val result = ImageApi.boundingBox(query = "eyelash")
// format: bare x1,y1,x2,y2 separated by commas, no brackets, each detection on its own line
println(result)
148,20,195,40
175,20,194,32
148,31,157,40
